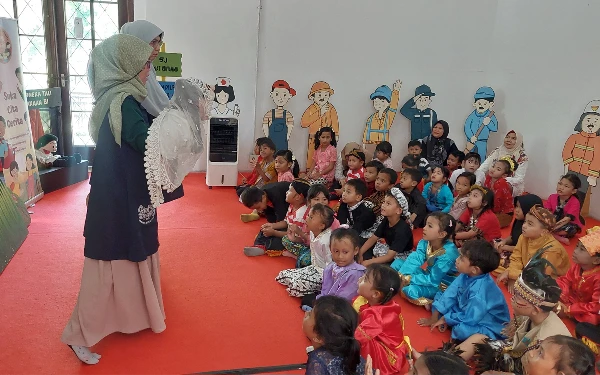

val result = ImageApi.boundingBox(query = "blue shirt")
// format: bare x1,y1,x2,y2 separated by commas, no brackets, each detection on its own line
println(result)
422,182,453,213
432,273,510,341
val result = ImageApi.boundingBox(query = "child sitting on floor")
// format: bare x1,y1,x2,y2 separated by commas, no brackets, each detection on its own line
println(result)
494,194,543,273
345,149,366,182
239,137,267,187
364,160,384,197
359,188,413,265
337,179,376,236
238,138,277,222
305,183,340,231
274,149,299,182
408,351,469,375
301,228,367,310
243,179,310,259
408,140,431,181
303,296,366,375
455,185,501,246
363,168,399,236
496,204,570,290
397,168,427,228
557,228,600,328
484,156,516,228
402,154,425,192
306,127,337,186
446,149,465,177
240,181,289,251
449,152,485,187
374,141,393,169
449,171,475,220
475,335,594,375
545,173,584,244
353,264,409,375
394,212,459,307
423,166,453,213
276,203,335,297
451,253,572,368
418,239,510,342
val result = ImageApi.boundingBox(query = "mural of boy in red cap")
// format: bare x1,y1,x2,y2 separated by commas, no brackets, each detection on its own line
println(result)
363,80,402,156
262,80,295,152
301,81,339,169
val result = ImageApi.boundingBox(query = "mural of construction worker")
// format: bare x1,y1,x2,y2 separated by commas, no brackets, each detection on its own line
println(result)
363,80,401,156
463,86,498,160
262,80,295,152
301,81,339,170
562,100,600,216
400,84,437,141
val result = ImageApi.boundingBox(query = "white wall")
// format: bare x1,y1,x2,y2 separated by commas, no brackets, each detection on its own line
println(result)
139,0,599,217
138,0,261,171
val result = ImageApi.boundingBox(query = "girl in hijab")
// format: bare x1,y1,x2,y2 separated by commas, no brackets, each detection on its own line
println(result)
61,34,163,365
479,130,529,196
120,20,169,121
420,120,459,168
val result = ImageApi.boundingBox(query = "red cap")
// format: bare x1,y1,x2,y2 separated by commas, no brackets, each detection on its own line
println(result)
271,80,296,96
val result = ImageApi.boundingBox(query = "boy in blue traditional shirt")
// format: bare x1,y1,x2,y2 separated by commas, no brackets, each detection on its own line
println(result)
463,86,498,161
394,212,459,306
418,239,510,342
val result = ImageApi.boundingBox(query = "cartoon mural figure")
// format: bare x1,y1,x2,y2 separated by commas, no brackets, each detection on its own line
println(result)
463,86,498,160
400,84,437,141
262,80,295,152
211,77,240,117
562,100,600,216
363,80,401,156
301,81,339,170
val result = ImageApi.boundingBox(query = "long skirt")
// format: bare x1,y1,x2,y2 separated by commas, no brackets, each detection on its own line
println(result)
61,253,165,347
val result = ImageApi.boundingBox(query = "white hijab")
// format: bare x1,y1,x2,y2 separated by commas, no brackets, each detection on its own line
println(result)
120,20,170,117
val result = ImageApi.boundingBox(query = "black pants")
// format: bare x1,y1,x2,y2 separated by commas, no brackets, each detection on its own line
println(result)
576,322,600,344
254,231,284,250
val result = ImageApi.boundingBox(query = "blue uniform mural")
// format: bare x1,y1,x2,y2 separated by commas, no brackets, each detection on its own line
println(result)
464,86,498,160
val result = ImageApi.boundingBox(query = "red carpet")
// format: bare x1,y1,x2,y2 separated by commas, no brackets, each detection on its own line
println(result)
0,173,597,374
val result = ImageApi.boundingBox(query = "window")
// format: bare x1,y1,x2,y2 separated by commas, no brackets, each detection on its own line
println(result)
65,0,119,146
0,0,48,90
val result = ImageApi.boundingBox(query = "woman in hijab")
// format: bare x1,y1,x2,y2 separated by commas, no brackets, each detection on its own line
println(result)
478,130,529,196
61,34,163,365
420,119,459,167
120,20,169,121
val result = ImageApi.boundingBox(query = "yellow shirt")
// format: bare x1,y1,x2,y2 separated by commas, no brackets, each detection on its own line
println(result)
508,234,570,280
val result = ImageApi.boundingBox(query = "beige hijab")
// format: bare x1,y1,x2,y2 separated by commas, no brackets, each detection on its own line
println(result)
87,34,153,146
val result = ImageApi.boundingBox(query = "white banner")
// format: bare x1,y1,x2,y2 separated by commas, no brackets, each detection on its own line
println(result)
0,17,43,205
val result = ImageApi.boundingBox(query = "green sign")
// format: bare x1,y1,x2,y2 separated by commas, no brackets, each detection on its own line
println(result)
26,88,62,109
153,52,182,77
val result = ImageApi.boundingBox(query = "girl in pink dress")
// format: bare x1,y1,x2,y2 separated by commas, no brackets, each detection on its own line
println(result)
307,127,337,186
274,149,299,182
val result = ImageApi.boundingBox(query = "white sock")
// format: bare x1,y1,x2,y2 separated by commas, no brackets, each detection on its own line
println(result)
69,345,100,365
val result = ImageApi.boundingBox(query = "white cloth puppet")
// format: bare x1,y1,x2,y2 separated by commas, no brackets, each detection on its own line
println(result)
145,78,213,207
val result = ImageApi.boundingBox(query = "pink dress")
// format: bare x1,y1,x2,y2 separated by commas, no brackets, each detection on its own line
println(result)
278,170,294,182
313,145,337,183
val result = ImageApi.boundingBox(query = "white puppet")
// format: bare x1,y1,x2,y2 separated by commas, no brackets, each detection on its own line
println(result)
145,78,213,207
